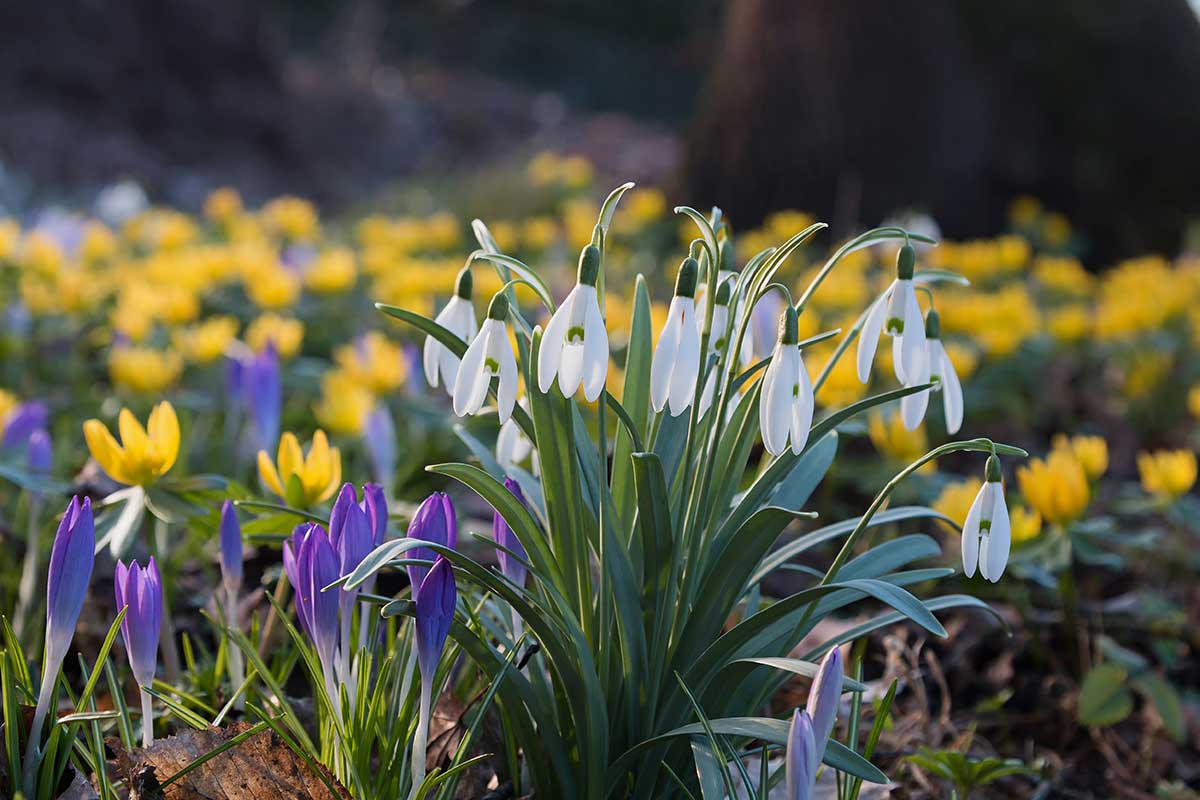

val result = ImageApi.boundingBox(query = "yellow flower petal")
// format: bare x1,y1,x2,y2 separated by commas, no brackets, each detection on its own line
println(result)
117,408,150,463
257,449,285,498
83,419,132,485
317,447,342,503
277,433,303,484
147,401,180,474
303,430,332,496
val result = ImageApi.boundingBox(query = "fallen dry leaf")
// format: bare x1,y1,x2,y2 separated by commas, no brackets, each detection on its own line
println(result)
111,722,350,799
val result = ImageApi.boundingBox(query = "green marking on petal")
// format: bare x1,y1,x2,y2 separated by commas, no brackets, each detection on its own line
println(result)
567,325,585,343
886,317,904,335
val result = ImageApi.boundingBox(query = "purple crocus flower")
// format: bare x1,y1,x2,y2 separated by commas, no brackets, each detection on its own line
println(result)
114,558,163,689
297,527,340,676
3,401,49,449
493,478,528,587
786,709,816,800
27,429,52,474
407,492,457,592
362,404,396,490
218,500,243,595
361,483,388,548
241,343,281,454
411,554,457,790
328,484,373,610
225,355,245,407
806,647,843,773
283,522,320,636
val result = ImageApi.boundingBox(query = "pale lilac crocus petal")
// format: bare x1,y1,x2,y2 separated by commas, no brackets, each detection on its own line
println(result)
786,709,815,800
2,401,49,449
493,478,529,587
806,647,843,774
27,428,52,474
362,405,397,489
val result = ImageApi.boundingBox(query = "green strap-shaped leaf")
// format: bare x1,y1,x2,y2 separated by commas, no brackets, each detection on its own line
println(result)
612,275,653,531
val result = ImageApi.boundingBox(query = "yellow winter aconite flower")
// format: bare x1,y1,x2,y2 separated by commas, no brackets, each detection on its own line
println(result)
333,331,407,395
79,222,118,265
1009,506,1043,543
0,390,19,426
1017,449,1089,526
246,313,304,360
868,411,933,473
304,248,357,294
1137,450,1197,502
204,187,243,225
521,216,559,251
19,231,64,274
1046,305,1092,344
812,350,866,408
1009,195,1042,228
173,316,239,364
109,347,184,394
245,265,300,309
0,219,20,260
261,196,319,242
1052,434,1108,482
614,188,668,232
83,402,180,486
1188,385,1200,419
257,430,342,506
314,371,375,436
933,477,983,530
1033,255,1092,298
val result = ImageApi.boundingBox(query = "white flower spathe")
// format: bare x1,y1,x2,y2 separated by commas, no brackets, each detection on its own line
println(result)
537,283,608,401
651,295,701,416
423,295,478,389
452,317,518,423
497,399,537,474
857,277,925,385
961,475,1011,582
759,337,814,457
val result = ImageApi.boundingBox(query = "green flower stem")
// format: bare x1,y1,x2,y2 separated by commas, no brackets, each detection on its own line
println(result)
13,492,43,644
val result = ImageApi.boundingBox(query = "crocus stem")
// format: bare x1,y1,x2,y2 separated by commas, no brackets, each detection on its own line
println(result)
13,493,44,643
398,641,417,712
225,587,245,711
408,681,432,800
357,600,372,654
258,572,290,659
22,661,58,789
140,689,154,748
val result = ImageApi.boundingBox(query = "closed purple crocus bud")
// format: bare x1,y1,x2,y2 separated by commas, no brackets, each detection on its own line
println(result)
218,500,243,594
298,527,340,672
806,647,843,774
407,492,457,591
242,343,281,453
3,401,49,450
27,428,52,474
414,556,456,680
45,497,96,673
328,484,373,607
284,522,319,635
493,478,528,587
361,483,387,547
362,404,397,490
786,708,816,800
114,557,163,689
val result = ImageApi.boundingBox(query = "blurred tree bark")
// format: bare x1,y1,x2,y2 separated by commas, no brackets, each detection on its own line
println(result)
682,0,1200,261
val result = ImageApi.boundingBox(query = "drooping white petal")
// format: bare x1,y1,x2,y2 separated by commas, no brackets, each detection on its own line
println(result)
668,299,700,416
580,293,609,402
493,329,518,423
650,298,684,413
900,342,931,431
538,287,575,394
557,342,585,398
496,414,531,469
452,321,492,417
422,333,441,388
425,296,474,388
899,282,926,385
940,345,963,434
856,284,891,383
960,482,988,577
789,349,814,455
891,333,908,385
759,344,792,456
980,485,1010,582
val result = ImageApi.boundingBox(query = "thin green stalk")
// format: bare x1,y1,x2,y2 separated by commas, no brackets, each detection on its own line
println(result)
13,493,43,643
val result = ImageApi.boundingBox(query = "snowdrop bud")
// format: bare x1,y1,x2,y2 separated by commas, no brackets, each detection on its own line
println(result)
715,280,731,308
675,257,699,298
896,242,915,281
961,455,1011,582
925,308,941,339
454,266,473,300
487,293,509,321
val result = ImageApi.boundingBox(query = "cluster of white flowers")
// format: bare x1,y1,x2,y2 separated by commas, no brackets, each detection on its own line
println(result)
422,232,1010,580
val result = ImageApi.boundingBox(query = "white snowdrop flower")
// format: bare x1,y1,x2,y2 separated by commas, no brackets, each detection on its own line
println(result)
961,456,1011,582
900,310,964,433
651,257,701,416
497,398,535,473
759,306,814,457
697,280,734,417
537,245,608,402
452,294,518,423
423,267,479,389
857,243,926,385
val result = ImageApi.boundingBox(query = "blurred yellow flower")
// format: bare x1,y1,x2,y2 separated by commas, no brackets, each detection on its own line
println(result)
1188,385,1200,418
204,187,243,225
521,216,559,251
245,266,300,309
173,316,239,364
868,411,933,472
1017,449,1089,526
304,248,357,294
1008,196,1042,228
615,188,668,232
932,477,983,530
80,222,118,265
1046,305,1092,344
0,390,19,426
1034,255,1092,298
1122,352,1171,400
246,313,304,359
314,370,374,436
812,351,866,408
1137,449,1197,502
1041,213,1072,248
83,401,180,486
1052,434,1108,482
527,152,593,189
0,219,19,260
19,231,64,274
109,346,184,394
257,430,341,506
333,331,407,394
262,196,319,242
1010,506,1043,543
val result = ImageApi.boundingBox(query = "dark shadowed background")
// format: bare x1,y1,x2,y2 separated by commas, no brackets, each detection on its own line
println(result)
1,0,1198,263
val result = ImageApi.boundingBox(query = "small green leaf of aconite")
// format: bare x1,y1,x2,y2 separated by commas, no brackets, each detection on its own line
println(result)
1131,672,1185,743
1077,663,1133,727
